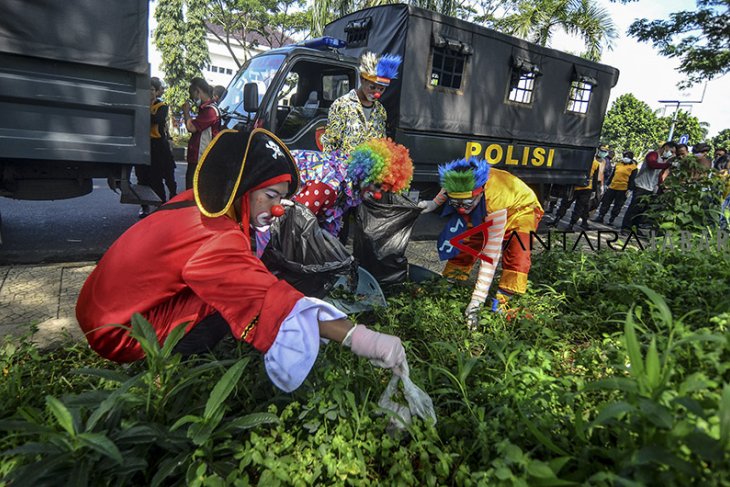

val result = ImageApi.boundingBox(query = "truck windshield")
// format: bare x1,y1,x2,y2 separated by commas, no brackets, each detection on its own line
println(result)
218,54,285,122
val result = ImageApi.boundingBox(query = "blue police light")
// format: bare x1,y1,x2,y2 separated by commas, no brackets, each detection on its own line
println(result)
299,36,347,50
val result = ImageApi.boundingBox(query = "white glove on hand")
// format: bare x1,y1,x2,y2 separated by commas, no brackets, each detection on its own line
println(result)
280,198,295,207
465,299,482,331
417,200,439,213
345,324,406,370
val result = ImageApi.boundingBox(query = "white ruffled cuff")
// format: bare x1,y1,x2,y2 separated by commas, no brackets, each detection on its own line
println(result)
264,297,347,392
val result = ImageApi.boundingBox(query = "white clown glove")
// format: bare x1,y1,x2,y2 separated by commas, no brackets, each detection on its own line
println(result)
344,325,406,370
280,198,295,207
465,299,482,331
417,200,440,213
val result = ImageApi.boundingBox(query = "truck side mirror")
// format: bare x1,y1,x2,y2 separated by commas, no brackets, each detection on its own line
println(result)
243,82,260,113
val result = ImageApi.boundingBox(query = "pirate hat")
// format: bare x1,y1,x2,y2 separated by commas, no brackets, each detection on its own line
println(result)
194,128,299,218
360,52,402,87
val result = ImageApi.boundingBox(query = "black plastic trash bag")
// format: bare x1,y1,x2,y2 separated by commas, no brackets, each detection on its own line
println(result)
262,202,356,298
353,193,422,286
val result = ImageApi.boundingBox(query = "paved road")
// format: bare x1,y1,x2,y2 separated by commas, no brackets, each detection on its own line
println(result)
0,163,450,265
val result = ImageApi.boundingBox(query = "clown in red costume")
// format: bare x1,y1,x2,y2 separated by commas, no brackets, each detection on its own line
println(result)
76,129,411,392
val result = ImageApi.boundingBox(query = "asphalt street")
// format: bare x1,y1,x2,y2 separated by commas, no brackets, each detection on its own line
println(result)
0,163,449,265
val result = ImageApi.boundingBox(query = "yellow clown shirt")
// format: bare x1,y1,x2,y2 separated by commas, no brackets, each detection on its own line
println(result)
320,89,387,154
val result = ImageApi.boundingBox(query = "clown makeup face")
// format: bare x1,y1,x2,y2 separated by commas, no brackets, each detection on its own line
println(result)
361,182,391,200
448,192,483,215
249,181,288,230
359,78,386,103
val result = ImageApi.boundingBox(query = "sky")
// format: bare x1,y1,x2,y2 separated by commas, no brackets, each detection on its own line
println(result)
550,0,729,139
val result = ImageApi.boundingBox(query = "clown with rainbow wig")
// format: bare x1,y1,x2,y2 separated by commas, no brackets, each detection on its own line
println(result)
291,138,413,236
419,159,543,327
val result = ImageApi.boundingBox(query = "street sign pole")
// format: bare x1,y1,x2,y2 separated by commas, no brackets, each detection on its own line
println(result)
659,82,707,143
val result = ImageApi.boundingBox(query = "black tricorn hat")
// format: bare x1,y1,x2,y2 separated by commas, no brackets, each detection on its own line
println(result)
194,128,299,218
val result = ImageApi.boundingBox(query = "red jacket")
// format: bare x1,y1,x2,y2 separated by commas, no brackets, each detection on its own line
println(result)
76,190,303,362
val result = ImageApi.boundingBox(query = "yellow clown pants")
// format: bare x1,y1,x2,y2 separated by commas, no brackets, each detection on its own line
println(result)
443,207,542,294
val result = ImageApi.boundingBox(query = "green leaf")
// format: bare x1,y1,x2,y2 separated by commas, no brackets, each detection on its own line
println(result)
518,409,570,456
71,367,131,383
203,358,249,421
547,456,571,475
633,286,673,329
591,401,635,427
130,313,162,359
78,432,123,464
623,311,645,380
45,395,76,436
644,337,662,391
68,460,91,487
638,398,673,429
224,412,280,432
1,442,61,456
151,452,189,487
189,419,219,446
527,460,555,479
170,414,202,432
719,384,730,447
161,321,190,358
86,374,143,431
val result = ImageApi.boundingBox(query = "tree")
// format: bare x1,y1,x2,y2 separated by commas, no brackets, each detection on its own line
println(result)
154,0,210,112
711,128,730,151
493,0,618,61
659,110,709,146
626,0,730,87
204,0,310,68
203,0,268,69
601,93,665,155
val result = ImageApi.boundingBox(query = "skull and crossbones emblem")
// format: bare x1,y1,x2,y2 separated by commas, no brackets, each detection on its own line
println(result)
266,140,283,159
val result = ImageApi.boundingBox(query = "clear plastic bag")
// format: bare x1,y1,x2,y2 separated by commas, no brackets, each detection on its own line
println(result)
377,361,436,432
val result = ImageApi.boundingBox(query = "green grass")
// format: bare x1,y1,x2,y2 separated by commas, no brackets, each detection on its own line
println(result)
1,247,730,486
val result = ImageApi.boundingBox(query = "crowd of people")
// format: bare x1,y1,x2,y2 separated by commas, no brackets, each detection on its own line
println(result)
545,140,730,235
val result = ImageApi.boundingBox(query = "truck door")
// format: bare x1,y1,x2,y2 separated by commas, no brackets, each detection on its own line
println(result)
269,59,356,151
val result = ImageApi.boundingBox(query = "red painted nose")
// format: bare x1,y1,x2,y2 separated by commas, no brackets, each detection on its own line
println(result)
373,191,382,200
270,205,285,217
373,92,381,100
457,207,467,215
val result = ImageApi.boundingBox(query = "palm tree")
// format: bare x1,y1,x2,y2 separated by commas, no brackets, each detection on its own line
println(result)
495,0,617,61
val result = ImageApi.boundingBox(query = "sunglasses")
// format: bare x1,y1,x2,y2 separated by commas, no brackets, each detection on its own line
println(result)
448,198,475,209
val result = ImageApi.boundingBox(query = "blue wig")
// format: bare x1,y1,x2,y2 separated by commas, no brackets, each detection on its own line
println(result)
377,54,402,80
438,157,490,191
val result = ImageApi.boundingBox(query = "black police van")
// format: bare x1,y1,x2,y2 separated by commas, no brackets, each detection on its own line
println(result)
219,4,619,200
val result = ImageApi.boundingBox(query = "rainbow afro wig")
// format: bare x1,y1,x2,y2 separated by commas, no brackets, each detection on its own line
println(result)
346,138,413,193
438,158,490,198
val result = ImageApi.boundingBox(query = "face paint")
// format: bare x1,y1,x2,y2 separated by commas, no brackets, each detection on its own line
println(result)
373,92,382,100
250,183,288,231
373,191,382,200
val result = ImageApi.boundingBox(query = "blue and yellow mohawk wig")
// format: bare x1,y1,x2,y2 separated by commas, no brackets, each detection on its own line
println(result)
360,52,402,86
438,158,490,198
